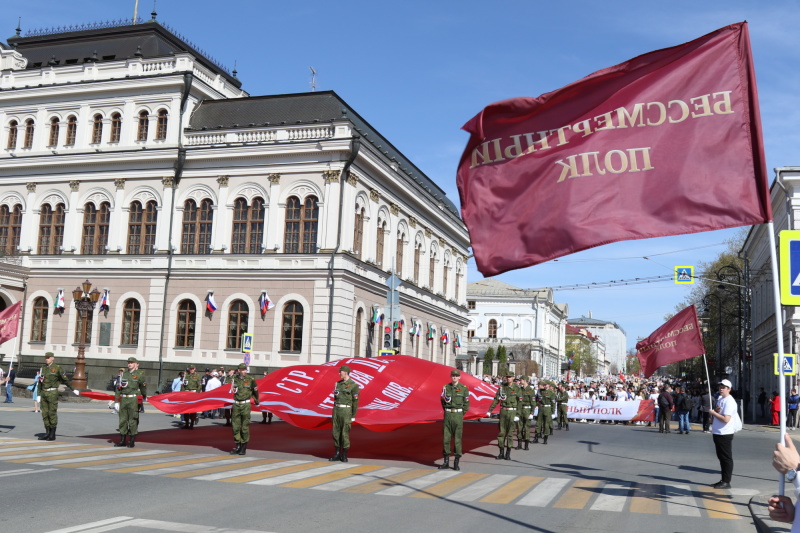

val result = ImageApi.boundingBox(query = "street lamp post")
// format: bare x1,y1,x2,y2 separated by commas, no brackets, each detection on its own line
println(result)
717,264,746,416
702,293,723,383
71,280,101,390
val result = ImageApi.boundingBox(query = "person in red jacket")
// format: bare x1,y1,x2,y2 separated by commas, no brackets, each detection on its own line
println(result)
771,391,782,426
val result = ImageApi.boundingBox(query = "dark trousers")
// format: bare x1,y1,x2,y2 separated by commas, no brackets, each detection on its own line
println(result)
790,408,798,428
713,433,734,483
702,411,711,432
658,406,671,432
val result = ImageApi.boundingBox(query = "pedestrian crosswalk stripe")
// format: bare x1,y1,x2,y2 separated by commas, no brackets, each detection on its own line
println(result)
135,456,255,476
310,466,407,492
445,473,516,502
29,449,175,466
0,443,86,456
5,447,125,462
410,472,488,499
696,488,740,519
480,476,542,504
517,477,570,507
200,459,311,482
284,464,384,489
0,441,59,449
165,458,280,479
590,481,632,512
666,483,702,517
553,479,600,509
106,454,215,473
0,467,58,477
249,462,359,486
375,469,461,496
343,468,431,494
628,482,662,514
58,451,188,469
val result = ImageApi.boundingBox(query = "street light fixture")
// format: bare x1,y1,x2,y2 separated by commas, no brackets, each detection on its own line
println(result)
71,279,101,390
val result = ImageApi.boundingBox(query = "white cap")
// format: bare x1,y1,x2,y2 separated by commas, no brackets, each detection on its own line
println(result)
719,379,733,388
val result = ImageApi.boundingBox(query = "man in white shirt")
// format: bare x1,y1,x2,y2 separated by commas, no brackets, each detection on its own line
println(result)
709,379,738,489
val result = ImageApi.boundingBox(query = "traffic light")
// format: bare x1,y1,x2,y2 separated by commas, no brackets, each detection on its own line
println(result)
384,333,392,349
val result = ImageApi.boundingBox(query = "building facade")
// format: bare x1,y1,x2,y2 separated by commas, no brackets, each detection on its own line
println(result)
466,279,568,378
0,19,470,389
565,314,626,373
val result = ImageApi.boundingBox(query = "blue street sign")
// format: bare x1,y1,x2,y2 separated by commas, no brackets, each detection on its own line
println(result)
780,231,800,305
241,333,253,353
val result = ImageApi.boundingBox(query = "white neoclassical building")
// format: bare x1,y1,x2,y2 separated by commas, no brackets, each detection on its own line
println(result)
0,18,469,389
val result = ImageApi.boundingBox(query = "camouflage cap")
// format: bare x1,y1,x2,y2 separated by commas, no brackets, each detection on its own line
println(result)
118,367,125,372
339,365,352,373
127,357,138,363
237,363,248,370
450,369,461,377
44,352,55,358
505,371,515,377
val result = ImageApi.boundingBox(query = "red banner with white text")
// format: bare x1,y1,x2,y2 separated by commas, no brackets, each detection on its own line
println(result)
635,305,705,377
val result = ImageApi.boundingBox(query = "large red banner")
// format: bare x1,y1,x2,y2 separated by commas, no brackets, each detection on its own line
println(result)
457,22,771,276
0,301,21,345
635,305,705,377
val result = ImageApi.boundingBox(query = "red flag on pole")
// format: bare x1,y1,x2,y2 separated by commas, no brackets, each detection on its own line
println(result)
635,305,705,378
0,302,21,345
457,22,771,276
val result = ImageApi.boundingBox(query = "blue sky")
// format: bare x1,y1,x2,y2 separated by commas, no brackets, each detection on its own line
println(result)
7,1,799,350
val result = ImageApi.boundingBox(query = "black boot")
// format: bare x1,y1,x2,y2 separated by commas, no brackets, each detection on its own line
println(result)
505,447,511,460
532,433,539,444
496,448,505,460
229,443,241,455
238,443,247,455
127,435,136,448
38,427,50,440
340,448,348,462
438,454,450,470
114,435,128,447
47,427,56,441
516,439,522,450
524,440,529,450
453,456,461,471
543,435,549,445
557,423,562,430
565,423,569,431
329,447,341,461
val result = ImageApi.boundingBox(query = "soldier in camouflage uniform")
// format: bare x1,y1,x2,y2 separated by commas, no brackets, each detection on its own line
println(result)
515,376,535,450
438,369,470,471
181,364,203,429
114,357,147,448
37,352,79,441
534,380,556,444
229,363,260,456
329,365,359,463
488,371,522,460
556,382,570,431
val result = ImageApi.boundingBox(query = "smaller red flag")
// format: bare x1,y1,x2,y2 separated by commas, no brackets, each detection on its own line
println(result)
0,302,21,345
636,305,705,378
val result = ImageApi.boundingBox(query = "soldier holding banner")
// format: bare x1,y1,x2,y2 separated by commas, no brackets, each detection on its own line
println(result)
438,369,470,470
38,352,79,441
329,365,360,463
229,363,260,456
181,364,203,429
114,357,146,448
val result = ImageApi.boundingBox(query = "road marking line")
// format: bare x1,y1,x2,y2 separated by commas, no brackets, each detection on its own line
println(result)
0,443,87,456
696,488,742,519
215,461,323,483
248,463,359,486
375,470,461,496
44,516,134,532
29,450,174,466
553,479,600,509
60,452,188,469
343,468,429,494
446,474,517,502
311,467,408,492
142,457,261,476
480,476,542,504
664,483,702,517
0,467,58,477
628,482,662,514
116,518,269,532
411,472,488,499
7,448,139,463
283,464,384,489
103,455,218,473
187,459,299,481
517,477,570,507
590,481,632,512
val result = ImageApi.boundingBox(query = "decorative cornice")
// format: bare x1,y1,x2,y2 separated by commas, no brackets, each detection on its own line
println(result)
323,170,340,183
370,189,380,203
217,175,229,187
114,178,125,190
390,203,399,216
345,171,357,187
409,217,417,228
424,228,431,238
26,182,36,193
438,238,446,247
162,177,174,188
69,180,80,192
268,173,281,184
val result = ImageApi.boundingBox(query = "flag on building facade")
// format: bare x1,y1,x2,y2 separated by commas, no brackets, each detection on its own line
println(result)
99,290,110,311
372,307,382,324
206,293,217,313
54,290,65,310
635,305,705,378
456,22,772,276
259,292,275,314
441,330,449,344
454,334,461,348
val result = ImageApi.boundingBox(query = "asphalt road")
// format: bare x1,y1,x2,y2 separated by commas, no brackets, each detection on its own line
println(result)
0,399,786,533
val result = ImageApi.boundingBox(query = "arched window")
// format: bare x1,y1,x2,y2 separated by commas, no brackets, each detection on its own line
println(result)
175,299,196,348
110,113,122,143
283,195,318,253
181,199,214,254
353,206,364,257
121,299,141,346
354,308,363,357
23,119,34,149
281,301,303,352
31,296,49,342
74,310,94,344
91,114,103,144
137,111,149,141
127,200,158,254
81,202,110,254
48,117,60,147
231,197,265,254
38,203,65,254
0,204,22,255
65,116,77,146
376,220,386,267
7,120,18,149
429,250,437,290
413,243,421,283
226,300,249,349
395,232,404,277
155,109,168,140
488,319,498,339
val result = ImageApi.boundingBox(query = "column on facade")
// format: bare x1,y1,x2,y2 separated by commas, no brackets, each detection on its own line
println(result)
121,100,136,145
212,175,229,253
33,107,47,152
108,179,126,253
342,171,357,252
168,95,181,143
264,173,281,252
320,169,341,251
77,104,90,148
388,203,400,274
63,181,81,252
19,182,37,253
156,177,174,252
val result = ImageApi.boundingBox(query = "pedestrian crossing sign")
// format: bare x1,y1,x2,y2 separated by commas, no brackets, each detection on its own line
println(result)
774,353,797,376
674,266,694,284
780,231,800,305
241,333,253,353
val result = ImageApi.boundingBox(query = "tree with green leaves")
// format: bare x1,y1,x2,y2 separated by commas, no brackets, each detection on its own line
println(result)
482,347,495,376
565,336,595,377
497,345,508,376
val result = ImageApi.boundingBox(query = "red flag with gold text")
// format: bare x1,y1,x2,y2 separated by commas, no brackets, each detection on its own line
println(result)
0,302,21,345
635,305,705,377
